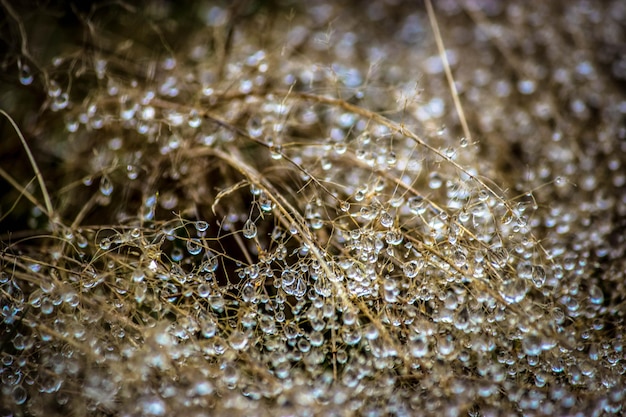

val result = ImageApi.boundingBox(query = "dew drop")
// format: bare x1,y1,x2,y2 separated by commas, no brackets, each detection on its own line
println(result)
531,265,546,288
131,268,145,283
186,238,203,255
270,145,283,159
52,92,69,110
18,61,33,85
403,260,422,278
259,196,273,212
501,210,514,225
589,284,604,305
195,220,209,232
65,117,79,133
202,255,219,272
241,282,257,303
171,247,184,262
140,396,166,416
134,281,147,303
437,334,456,356
453,250,467,267
428,172,443,189
297,338,311,353
522,334,542,356
41,298,54,314
334,142,347,154
227,331,248,351
12,385,27,405
341,326,362,345
517,79,536,95
200,319,217,338
188,111,201,128
127,165,139,180
488,247,509,268
197,283,211,298
408,196,427,215
242,219,257,239
385,229,403,245
48,80,61,97
99,176,114,196
499,277,528,304
409,335,429,358
454,307,470,330
379,211,394,228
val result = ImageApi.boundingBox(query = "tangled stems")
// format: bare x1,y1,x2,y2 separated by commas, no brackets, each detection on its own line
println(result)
1,1,625,416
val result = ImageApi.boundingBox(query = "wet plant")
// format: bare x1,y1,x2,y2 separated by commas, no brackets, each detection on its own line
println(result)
1,1,625,416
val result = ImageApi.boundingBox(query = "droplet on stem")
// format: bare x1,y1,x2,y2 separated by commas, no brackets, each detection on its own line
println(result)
242,219,257,239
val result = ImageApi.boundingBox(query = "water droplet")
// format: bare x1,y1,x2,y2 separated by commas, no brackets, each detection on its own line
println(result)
282,269,296,286
18,61,33,85
171,247,183,262
589,284,604,305
195,220,209,232
242,219,257,239
41,298,54,314
259,195,273,212
408,196,427,215
188,110,201,128
428,172,443,189
284,277,306,298
385,229,403,245
197,283,211,298
131,268,145,282
522,334,542,356
531,265,546,288
48,80,62,98
134,281,147,303
379,211,394,228
75,232,88,248
309,218,323,229
297,337,311,353
454,307,470,330
501,210,514,225
437,334,456,356
270,145,283,159
99,176,113,196
200,318,217,338
12,385,27,405
409,335,429,358
334,142,347,154
186,238,203,255
453,250,467,267
52,92,69,111
403,260,422,278
202,254,219,272
499,277,528,304
140,396,166,416
228,330,248,351
341,326,362,345
241,282,257,303
517,79,536,95
65,116,79,132
488,247,509,268
127,165,139,180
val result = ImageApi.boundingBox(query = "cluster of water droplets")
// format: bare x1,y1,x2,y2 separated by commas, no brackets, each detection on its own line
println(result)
1,0,625,416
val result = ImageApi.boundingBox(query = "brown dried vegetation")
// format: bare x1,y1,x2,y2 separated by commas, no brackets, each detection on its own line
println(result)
1,1,625,416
